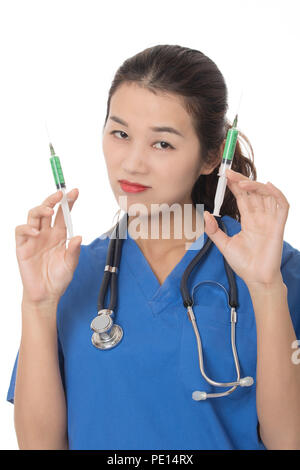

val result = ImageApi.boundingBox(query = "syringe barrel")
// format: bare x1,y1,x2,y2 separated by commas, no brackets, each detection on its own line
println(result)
50,155,66,189
217,127,239,177
213,123,239,216
222,127,238,162
61,188,74,239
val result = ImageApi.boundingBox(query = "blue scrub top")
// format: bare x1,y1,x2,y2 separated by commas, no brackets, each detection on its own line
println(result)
7,215,300,450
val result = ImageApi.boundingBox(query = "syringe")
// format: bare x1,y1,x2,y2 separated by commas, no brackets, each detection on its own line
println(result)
212,114,239,217
48,142,74,239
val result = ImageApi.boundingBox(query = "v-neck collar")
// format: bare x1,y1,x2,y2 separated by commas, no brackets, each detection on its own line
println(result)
123,228,207,316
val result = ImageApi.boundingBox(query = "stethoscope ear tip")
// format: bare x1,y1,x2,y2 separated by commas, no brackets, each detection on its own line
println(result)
239,376,254,387
192,391,207,401
192,376,254,401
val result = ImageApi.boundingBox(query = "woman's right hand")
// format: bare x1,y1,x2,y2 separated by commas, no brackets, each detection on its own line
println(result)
15,188,82,305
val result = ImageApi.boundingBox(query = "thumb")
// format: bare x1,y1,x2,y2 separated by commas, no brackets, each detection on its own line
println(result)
64,235,82,272
204,211,230,255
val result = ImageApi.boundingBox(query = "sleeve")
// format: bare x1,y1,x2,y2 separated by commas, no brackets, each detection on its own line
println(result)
6,333,65,405
281,241,300,340
6,350,19,404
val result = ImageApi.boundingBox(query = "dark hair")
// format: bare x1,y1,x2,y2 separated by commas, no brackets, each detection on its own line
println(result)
103,44,257,222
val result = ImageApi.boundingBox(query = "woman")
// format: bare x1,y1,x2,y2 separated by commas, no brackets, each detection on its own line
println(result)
7,44,300,450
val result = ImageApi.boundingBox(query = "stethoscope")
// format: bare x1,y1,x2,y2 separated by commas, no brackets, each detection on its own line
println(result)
90,212,254,400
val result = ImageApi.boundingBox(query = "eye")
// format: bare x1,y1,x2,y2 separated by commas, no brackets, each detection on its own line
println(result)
110,130,175,151
153,141,174,151
110,130,128,139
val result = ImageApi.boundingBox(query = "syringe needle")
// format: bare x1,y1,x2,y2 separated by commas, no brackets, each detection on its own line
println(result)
232,114,238,128
45,120,51,142
49,142,55,156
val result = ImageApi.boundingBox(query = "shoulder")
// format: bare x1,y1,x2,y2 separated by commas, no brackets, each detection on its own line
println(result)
77,224,117,268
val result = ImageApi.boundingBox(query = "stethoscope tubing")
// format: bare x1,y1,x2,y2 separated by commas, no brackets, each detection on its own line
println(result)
97,214,126,313
91,211,253,399
180,216,238,310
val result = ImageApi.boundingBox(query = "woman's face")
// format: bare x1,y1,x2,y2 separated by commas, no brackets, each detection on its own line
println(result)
102,82,211,216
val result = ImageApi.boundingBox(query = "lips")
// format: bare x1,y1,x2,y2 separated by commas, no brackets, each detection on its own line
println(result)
118,180,150,193
119,180,150,189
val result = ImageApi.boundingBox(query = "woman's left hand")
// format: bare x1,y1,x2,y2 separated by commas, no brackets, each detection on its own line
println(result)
203,168,290,288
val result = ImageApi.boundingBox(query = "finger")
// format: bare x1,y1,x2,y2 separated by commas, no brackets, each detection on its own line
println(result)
266,182,290,226
264,194,277,214
27,205,55,231
227,171,276,214
238,179,272,195
226,170,260,202
243,182,265,213
225,168,251,184
229,169,288,207
226,177,254,215
238,179,289,216
53,188,79,230
226,168,261,204
223,169,289,230
204,211,231,255
266,181,290,210
238,180,277,214
27,190,64,230
64,235,82,272
15,224,40,247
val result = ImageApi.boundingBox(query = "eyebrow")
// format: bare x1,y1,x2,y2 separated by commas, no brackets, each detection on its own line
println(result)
109,115,184,138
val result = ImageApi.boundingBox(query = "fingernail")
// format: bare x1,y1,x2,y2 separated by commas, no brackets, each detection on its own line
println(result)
32,228,39,234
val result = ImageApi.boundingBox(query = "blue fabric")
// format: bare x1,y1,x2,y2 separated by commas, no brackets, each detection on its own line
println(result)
6,215,300,450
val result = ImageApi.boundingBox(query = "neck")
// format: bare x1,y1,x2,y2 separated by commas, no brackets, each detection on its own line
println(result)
127,201,203,258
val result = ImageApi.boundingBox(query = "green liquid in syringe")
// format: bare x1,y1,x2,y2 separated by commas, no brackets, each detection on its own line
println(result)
49,143,66,189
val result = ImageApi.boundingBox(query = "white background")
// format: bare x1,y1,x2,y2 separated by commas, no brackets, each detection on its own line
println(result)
0,0,299,449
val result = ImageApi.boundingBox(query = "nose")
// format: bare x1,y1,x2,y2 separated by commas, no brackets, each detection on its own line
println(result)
121,146,149,175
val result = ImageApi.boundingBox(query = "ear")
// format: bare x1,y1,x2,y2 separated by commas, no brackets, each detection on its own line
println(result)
197,140,226,177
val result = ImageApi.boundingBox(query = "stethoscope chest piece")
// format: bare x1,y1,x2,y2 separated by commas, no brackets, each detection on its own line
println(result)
91,309,123,350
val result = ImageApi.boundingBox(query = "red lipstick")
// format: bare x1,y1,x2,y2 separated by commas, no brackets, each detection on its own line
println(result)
119,180,150,193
